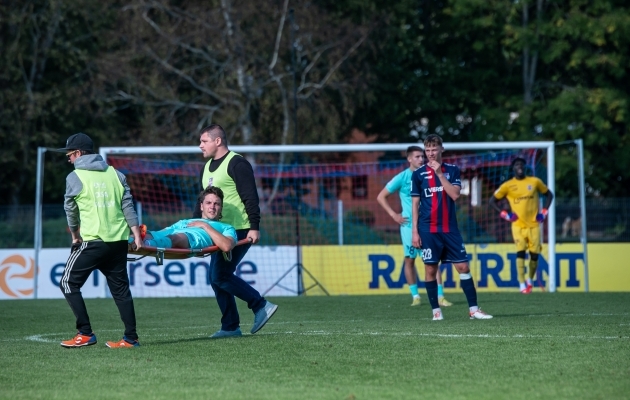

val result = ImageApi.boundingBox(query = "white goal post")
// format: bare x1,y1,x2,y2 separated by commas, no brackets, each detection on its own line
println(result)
33,140,590,296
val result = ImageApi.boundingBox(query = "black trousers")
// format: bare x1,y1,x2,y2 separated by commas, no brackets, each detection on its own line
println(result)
60,240,137,340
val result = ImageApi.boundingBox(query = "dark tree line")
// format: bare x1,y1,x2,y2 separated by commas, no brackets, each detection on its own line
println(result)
1,0,629,205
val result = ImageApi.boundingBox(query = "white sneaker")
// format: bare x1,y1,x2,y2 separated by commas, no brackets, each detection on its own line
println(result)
469,309,493,320
432,311,444,321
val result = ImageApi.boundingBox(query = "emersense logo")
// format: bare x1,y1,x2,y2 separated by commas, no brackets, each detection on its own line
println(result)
0,254,34,298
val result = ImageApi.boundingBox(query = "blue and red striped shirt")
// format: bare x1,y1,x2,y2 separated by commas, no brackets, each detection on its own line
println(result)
410,163,461,233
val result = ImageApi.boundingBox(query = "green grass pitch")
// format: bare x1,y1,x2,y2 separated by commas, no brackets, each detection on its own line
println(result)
1,293,629,399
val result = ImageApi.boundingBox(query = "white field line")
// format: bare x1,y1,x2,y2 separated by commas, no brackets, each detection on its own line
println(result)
259,331,630,340
6,313,629,343
11,327,630,343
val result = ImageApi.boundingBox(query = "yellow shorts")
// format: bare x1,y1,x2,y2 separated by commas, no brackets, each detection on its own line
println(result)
511,224,542,253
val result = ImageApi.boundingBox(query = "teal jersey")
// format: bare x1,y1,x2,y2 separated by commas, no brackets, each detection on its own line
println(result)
150,219,238,249
385,168,414,228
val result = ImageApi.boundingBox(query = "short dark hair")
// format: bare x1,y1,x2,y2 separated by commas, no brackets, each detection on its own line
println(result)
200,124,228,146
198,186,224,204
198,186,224,220
406,145,423,156
511,157,527,170
423,134,443,147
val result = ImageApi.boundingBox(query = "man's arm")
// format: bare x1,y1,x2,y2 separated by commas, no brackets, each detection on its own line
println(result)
489,195,504,214
187,221,235,252
230,157,260,243
411,196,421,248
543,189,554,209
428,161,461,201
376,187,407,225
116,170,140,229
64,172,82,238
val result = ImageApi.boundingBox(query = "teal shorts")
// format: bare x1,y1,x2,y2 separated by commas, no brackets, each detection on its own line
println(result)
180,228,213,249
149,227,213,249
401,226,421,259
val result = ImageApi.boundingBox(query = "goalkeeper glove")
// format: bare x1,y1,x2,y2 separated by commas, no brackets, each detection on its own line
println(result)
536,208,548,223
500,210,518,222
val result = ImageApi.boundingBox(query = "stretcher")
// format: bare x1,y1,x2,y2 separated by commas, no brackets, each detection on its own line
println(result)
127,238,252,265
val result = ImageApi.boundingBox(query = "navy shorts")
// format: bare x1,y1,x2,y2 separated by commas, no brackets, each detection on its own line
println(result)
419,231,468,265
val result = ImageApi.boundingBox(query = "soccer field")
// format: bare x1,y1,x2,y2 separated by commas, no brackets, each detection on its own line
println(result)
1,293,629,400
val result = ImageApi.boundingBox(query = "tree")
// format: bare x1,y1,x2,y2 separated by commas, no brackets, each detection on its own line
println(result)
0,0,116,205
101,0,369,147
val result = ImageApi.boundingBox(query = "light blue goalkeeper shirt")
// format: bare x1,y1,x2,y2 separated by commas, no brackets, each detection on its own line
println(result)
385,168,414,228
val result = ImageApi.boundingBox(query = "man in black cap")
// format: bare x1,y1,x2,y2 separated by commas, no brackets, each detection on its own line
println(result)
57,133,144,348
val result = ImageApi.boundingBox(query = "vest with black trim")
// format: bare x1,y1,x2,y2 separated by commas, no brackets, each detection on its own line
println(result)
202,151,250,230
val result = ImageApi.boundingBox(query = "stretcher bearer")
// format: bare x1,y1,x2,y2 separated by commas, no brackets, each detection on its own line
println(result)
57,133,143,348
197,124,277,338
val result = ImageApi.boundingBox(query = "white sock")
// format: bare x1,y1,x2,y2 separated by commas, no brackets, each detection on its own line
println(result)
432,307,442,315
469,306,479,312
519,282,526,290
526,278,533,285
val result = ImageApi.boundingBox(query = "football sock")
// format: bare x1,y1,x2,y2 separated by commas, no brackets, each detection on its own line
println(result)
409,284,419,298
425,280,439,309
516,257,526,284
437,284,444,298
520,282,527,291
459,274,478,308
528,259,539,280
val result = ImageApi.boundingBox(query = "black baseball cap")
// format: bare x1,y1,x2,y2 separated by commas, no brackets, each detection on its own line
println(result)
56,133,94,152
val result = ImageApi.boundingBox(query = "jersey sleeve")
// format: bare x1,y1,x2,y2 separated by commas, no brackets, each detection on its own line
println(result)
535,178,549,194
410,170,422,197
385,172,403,194
224,226,238,242
493,182,508,200
450,165,461,186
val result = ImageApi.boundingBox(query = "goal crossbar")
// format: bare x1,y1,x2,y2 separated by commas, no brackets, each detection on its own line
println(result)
98,141,558,292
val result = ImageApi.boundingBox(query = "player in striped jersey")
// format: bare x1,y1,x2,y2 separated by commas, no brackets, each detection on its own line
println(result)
377,146,452,307
411,134,492,321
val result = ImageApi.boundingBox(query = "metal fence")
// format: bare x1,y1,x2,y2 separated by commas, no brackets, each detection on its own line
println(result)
1,197,629,249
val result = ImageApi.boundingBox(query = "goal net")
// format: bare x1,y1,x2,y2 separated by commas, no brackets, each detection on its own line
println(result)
96,142,559,298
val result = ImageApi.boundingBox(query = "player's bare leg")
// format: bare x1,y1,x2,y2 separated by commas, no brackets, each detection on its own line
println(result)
527,252,539,292
168,234,191,249
453,262,492,319
404,257,421,306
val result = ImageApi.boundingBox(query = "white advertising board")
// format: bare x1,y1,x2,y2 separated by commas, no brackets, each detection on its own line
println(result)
0,247,297,299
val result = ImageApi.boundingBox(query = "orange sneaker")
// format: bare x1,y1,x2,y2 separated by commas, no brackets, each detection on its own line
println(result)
106,336,140,348
60,332,97,348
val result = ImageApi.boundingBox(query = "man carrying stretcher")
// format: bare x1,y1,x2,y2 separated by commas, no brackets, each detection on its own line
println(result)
132,186,237,253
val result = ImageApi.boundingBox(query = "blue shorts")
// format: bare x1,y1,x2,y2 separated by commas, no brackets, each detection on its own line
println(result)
401,226,420,259
419,231,468,265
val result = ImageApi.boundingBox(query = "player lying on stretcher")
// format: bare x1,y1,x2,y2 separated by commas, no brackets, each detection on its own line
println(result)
130,186,237,252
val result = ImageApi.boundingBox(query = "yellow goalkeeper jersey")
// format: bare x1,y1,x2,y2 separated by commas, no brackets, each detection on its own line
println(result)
493,176,549,229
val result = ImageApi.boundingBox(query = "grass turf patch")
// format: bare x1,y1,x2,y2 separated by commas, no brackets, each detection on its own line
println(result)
0,293,629,399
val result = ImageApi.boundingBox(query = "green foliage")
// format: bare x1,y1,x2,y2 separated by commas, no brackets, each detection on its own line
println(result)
2,0,630,206
1,294,629,399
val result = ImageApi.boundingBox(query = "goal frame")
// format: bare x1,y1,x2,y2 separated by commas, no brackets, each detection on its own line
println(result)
33,141,583,296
